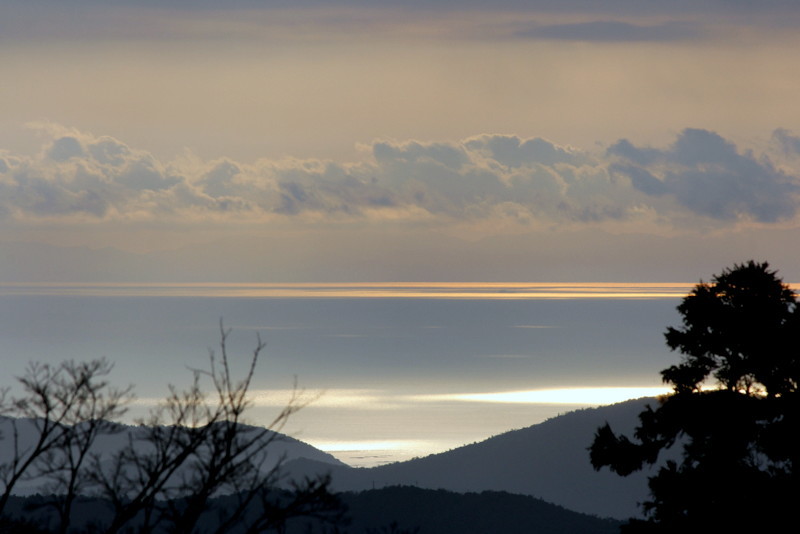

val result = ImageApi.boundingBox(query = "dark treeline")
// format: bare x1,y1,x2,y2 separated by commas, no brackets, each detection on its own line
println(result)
2,486,621,534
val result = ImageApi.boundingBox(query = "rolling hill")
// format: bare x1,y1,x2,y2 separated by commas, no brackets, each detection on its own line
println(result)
2,398,665,521
283,397,664,520
0,416,345,496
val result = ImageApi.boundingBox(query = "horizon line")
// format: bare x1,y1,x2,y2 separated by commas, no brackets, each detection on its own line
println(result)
3,281,797,299
0,281,700,299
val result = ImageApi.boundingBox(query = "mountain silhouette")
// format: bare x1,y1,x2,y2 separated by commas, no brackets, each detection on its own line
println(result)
0,416,345,496
3,399,667,520
283,397,664,519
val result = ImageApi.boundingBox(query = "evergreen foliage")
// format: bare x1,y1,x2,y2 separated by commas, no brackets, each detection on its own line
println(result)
590,261,799,531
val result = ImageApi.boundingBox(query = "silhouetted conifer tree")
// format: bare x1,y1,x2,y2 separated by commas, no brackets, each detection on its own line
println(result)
590,261,799,531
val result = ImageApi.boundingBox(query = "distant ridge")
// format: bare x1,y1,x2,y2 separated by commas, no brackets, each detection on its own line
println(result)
284,397,662,519
2,400,664,519
0,416,345,496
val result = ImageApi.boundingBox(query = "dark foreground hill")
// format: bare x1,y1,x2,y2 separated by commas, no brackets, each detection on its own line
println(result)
1,399,663,524
285,397,665,519
1,487,622,534
333,486,622,534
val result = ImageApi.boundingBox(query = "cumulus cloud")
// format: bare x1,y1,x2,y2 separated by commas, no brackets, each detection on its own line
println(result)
772,128,800,157
608,128,799,223
47,136,85,162
1,126,798,230
0,131,209,221
464,134,588,167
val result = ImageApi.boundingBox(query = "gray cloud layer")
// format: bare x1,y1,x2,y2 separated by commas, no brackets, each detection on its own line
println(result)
3,1,799,44
608,129,799,223
6,1,794,13
515,21,701,42
1,127,798,230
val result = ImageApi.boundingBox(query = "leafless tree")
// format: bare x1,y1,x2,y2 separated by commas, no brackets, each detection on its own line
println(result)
0,358,131,531
0,323,342,533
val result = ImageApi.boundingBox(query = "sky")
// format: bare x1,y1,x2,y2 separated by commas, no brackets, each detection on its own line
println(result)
2,0,800,282
3,0,800,465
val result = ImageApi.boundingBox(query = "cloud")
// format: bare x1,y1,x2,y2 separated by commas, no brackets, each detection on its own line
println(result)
607,139,661,166
772,128,800,157
609,128,799,223
515,20,700,42
464,135,587,167
1,126,799,231
0,131,207,221
5,0,798,15
47,137,85,162
374,140,470,170
4,0,798,46
87,136,132,166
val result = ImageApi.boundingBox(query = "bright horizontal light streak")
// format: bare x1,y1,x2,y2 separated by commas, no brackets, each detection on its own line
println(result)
311,440,425,452
134,386,672,412
423,386,671,405
250,389,405,410
0,282,696,299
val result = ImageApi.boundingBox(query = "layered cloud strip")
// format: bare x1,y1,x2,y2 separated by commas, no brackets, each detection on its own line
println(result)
4,0,799,44
1,127,799,233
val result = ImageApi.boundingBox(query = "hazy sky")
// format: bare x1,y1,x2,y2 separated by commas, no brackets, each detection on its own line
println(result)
2,0,800,282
